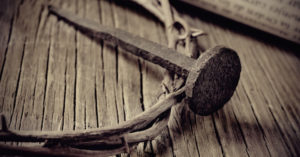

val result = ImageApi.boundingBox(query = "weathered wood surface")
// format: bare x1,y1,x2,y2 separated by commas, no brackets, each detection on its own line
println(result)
0,0,299,156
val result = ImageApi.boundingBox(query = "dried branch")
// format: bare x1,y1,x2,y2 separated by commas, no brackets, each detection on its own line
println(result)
0,100,173,157
0,87,184,144
70,109,171,149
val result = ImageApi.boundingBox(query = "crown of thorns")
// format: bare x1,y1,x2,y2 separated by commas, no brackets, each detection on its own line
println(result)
0,3,241,157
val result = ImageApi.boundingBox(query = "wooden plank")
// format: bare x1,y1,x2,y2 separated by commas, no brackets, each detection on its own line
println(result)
133,7,176,157
93,0,108,129
98,0,120,128
16,3,52,133
41,0,77,132
167,105,200,157
0,0,44,131
0,0,25,127
0,0,20,82
149,22,174,157
180,12,272,157
111,2,145,156
0,1,299,157
74,0,98,130
212,105,249,157
57,0,77,132
238,46,298,156
255,46,300,129
81,0,103,130
113,3,143,121
191,114,224,156
192,15,298,156
41,10,67,131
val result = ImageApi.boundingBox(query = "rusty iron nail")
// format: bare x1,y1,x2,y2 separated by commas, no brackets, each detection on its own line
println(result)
48,5,241,116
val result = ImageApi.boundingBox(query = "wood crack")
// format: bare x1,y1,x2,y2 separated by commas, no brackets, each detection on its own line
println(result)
138,59,145,111
100,41,106,97
18,99,25,130
114,89,120,124
242,85,272,157
94,76,99,128
121,83,126,121
212,114,226,157
9,38,26,127
97,0,102,24
15,0,24,20
268,105,294,156
61,51,68,131
31,68,38,111
115,46,119,84
73,32,78,130
41,38,51,131
34,5,44,41
0,15,14,82
1,80,7,112
188,115,200,157
232,108,250,157
84,100,87,129
167,126,176,157
256,57,300,131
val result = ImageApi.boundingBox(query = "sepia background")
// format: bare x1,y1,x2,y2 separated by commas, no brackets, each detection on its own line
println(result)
0,0,299,156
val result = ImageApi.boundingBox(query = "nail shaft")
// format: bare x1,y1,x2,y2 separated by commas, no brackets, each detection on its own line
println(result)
49,5,195,78
48,5,241,116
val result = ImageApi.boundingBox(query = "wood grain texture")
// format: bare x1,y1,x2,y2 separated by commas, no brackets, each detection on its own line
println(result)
0,0,299,156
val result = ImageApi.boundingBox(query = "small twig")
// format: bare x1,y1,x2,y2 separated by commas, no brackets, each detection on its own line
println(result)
121,135,130,153
68,112,169,149
126,109,170,143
